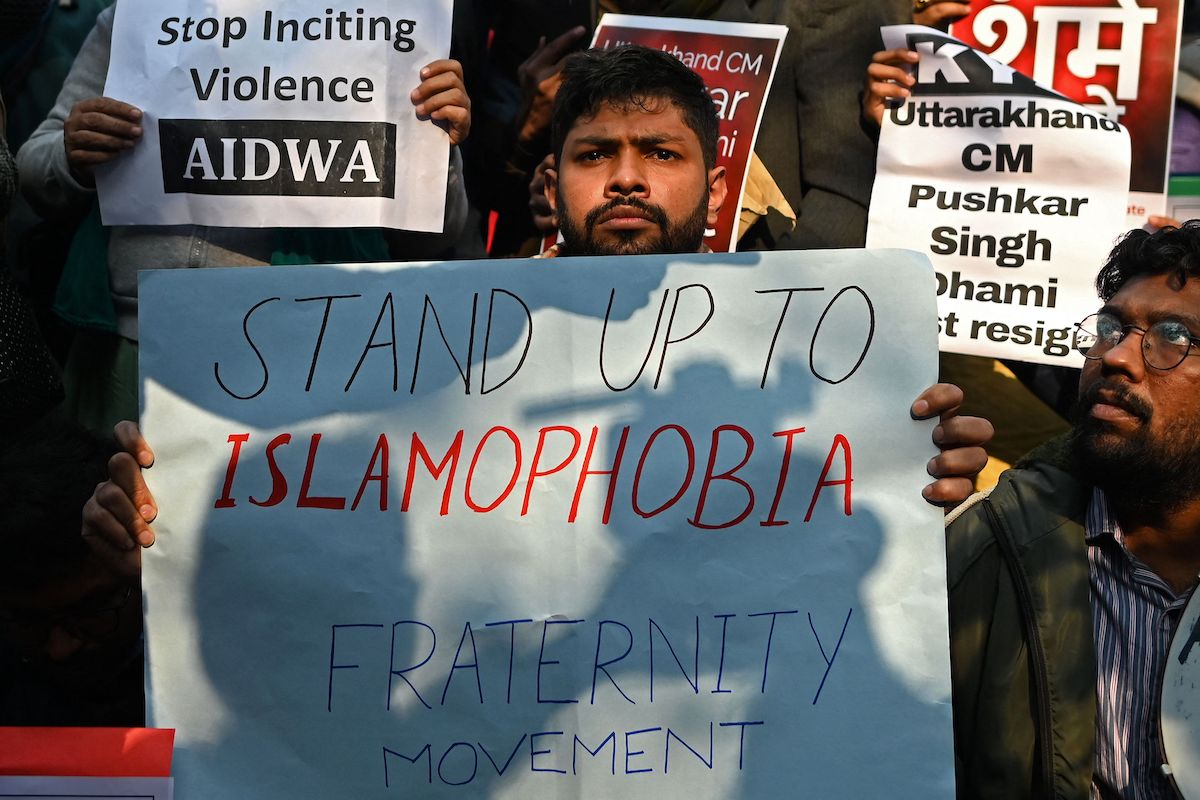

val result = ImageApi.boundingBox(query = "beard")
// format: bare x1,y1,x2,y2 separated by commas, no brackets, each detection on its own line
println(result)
557,193,709,257
1070,377,1200,516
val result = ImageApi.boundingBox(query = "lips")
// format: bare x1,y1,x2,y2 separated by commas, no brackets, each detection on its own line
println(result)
596,205,654,226
584,197,667,233
1081,381,1151,423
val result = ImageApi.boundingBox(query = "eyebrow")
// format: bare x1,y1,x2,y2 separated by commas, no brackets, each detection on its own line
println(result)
1101,303,1200,333
570,133,688,149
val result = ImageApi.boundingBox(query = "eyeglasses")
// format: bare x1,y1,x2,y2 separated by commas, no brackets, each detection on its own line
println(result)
1073,312,1200,370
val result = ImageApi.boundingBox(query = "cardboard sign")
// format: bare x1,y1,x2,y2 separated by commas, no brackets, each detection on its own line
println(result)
591,15,787,253
139,250,954,799
951,0,1184,226
98,0,452,231
867,25,1130,366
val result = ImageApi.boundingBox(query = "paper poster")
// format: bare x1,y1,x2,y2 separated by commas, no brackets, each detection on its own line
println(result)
0,776,173,800
98,0,452,231
138,250,954,798
591,15,787,253
1163,587,1200,799
867,25,1130,366
951,0,1184,227
0,728,174,778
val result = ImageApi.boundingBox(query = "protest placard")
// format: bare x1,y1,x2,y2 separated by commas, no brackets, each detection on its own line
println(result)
139,250,954,798
98,0,452,231
951,0,1183,226
866,25,1130,366
590,16,786,253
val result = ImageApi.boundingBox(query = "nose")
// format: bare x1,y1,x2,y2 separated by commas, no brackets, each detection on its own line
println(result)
1099,327,1147,380
605,149,648,198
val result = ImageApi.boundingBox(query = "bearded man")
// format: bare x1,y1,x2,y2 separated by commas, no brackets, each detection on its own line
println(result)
539,45,725,258
947,221,1200,799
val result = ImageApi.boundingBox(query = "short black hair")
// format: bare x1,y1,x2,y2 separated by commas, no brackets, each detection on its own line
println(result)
551,45,719,171
1096,220,1200,300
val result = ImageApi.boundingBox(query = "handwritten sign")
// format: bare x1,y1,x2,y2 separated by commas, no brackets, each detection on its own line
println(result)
98,0,452,231
591,15,786,253
952,0,1184,226
139,250,954,798
867,25,1130,366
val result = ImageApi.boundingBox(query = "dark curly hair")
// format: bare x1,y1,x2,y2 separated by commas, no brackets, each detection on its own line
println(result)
1095,220,1200,301
551,45,719,171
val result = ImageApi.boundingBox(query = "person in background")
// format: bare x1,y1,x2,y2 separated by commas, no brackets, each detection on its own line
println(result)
17,3,473,435
947,221,1200,799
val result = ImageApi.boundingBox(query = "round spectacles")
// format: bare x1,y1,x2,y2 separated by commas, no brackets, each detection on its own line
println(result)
1072,312,1200,371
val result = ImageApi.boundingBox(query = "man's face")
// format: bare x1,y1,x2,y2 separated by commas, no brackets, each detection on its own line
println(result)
545,99,726,256
1072,272,1200,511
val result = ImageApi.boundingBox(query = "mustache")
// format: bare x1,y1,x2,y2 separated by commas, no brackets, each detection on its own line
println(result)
1077,379,1152,420
584,196,668,231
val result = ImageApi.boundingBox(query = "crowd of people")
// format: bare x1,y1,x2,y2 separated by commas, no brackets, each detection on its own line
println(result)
5,1,1200,798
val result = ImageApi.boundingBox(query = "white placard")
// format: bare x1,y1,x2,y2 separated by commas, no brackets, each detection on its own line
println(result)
139,249,955,798
867,25,1131,366
99,0,452,231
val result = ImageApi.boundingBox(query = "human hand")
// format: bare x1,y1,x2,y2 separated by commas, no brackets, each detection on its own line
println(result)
913,0,971,31
81,420,157,578
528,152,558,234
516,25,587,143
863,49,919,128
1148,214,1184,230
63,97,143,186
911,383,993,508
412,59,471,146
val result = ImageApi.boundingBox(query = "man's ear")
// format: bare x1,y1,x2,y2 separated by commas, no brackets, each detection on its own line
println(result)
705,165,727,228
544,167,559,216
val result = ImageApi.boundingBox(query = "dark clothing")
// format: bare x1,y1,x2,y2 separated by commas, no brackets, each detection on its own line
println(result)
946,438,1096,800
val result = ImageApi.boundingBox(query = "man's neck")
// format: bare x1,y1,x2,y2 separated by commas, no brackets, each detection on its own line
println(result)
1115,497,1200,594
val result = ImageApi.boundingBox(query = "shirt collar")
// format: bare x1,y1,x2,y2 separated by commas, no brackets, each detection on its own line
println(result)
1085,486,1120,546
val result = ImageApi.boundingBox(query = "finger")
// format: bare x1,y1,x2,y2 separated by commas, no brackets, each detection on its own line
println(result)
927,446,988,479
867,63,916,86
911,383,964,419
922,477,976,507
74,97,143,122
66,130,139,152
872,48,920,66
114,419,154,467
416,87,469,118
430,104,471,143
417,59,464,83
916,2,972,28
108,451,158,528
86,474,155,553
412,75,467,110
1148,214,1183,230
71,111,143,140
867,81,912,104
934,415,994,448
81,496,143,577
67,150,127,167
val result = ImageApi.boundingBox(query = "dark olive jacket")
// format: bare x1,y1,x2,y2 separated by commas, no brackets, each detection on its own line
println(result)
945,440,1096,799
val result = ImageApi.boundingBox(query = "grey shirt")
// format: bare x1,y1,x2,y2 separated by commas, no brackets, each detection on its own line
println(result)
18,5,469,340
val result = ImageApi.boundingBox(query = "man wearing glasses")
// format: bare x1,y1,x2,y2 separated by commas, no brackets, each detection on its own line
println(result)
947,220,1200,799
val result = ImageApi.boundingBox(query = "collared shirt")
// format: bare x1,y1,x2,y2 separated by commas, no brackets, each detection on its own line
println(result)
1088,488,1190,799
